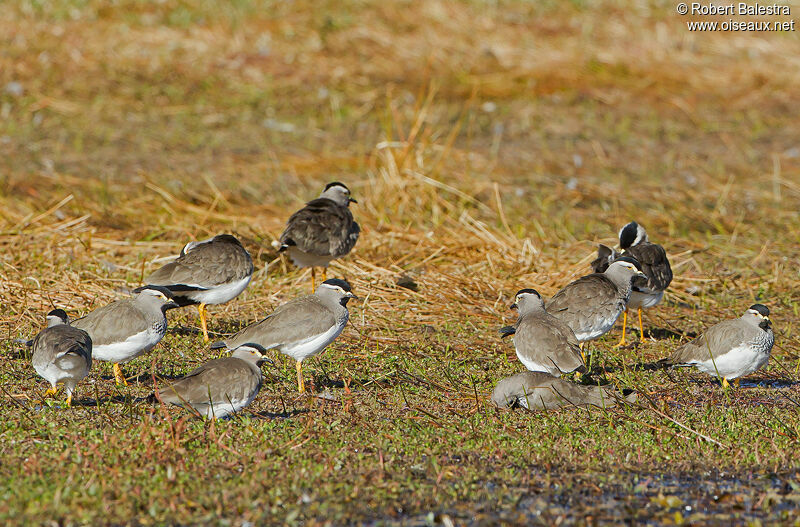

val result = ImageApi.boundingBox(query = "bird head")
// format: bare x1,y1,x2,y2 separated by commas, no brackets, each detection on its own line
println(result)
320,182,357,207
511,288,544,314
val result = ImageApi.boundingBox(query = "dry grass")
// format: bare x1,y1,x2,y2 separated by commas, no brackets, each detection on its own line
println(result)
2,0,800,524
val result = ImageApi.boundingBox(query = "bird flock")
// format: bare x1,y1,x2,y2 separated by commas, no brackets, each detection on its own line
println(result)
28,181,776,418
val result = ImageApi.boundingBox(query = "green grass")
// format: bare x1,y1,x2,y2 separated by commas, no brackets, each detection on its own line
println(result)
2,0,800,524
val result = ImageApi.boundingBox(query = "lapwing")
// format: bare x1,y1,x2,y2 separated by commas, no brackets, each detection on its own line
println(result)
546,257,646,358
211,278,357,393
491,371,637,411
591,221,673,346
659,304,774,388
31,309,92,407
72,286,179,385
152,344,272,419
146,234,254,342
499,289,586,377
279,182,359,291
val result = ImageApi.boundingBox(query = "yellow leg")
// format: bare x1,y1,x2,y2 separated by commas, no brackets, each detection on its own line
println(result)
321,268,327,282
43,386,59,397
733,378,741,388
613,311,628,348
638,308,646,343
311,268,316,293
579,342,586,363
722,377,731,389
198,303,209,342
113,363,128,386
66,392,72,407
296,360,305,393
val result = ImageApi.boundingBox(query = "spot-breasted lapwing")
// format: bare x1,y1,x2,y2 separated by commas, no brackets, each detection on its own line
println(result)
500,289,586,377
31,309,92,407
546,257,646,360
659,304,774,388
152,344,272,418
146,234,254,342
72,286,178,385
279,182,359,292
591,221,673,345
211,278,357,393
491,371,637,411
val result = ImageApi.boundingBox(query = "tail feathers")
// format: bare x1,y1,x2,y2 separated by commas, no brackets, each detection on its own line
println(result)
499,326,516,339
209,340,227,350
278,239,295,252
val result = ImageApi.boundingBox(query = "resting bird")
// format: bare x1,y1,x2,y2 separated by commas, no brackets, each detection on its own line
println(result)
146,234,254,342
491,371,636,411
591,221,673,345
153,344,272,419
546,257,646,357
279,182,359,291
211,278,357,393
72,286,178,385
659,304,774,388
499,289,586,377
31,309,92,407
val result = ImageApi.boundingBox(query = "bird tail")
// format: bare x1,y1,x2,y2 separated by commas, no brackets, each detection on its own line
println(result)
209,340,227,350
278,239,295,253
498,326,516,339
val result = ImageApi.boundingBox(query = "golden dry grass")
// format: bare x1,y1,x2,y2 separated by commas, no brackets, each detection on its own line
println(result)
2,0,800,524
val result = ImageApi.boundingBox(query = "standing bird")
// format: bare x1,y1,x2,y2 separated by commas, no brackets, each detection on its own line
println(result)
72,286,179,386
279,182,359,291
659,304,774,388
152,344,272,419
499,289,586,377
491,371,637,411
145,234,254,342
211,279,357,393
591,221,673,345
31,309,92,407
546,258,646,357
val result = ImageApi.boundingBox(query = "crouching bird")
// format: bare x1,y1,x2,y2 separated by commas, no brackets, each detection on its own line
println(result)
151,344,272,419
658,304,774,388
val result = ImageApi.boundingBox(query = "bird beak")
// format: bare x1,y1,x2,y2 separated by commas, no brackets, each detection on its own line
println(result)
260,357,275,367
346,292,359,299
636,270,646,278
349,197,358,204
510,303,518,310
166,301,180,310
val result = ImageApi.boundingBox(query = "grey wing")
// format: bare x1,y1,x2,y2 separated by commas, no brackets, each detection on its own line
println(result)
72,300,150,346
158,359,256,406
516,316,585,373
625,243,672,292
224,297,337,349
670,320,747,364
147,237,253,289
546,275,620,330
280,198,359,257
33,326,92,370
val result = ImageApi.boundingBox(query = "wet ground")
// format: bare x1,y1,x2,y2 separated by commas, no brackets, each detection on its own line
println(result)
366,470,800,525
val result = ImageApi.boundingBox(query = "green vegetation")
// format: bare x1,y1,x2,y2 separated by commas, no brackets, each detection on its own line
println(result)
1,0,799,524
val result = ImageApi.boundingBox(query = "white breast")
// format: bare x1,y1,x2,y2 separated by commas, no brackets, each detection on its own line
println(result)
184,275,252,306
690,344,770,380
573,311,621,342
92,329,162,363
280,319,347,362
